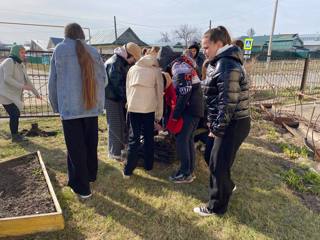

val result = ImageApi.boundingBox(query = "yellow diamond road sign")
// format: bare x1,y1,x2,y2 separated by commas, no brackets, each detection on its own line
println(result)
244,38,254,50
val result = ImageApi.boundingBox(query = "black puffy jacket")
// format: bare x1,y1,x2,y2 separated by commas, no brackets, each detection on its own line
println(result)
202,46,250,137
105,54,130,102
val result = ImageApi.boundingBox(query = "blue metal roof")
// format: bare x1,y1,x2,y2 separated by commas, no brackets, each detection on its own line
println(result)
49,37,63,46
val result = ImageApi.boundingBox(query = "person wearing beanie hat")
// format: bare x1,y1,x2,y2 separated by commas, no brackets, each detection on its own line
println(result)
0,44,40,142
125,42,141,62
104,42,142,161
188,41,205,79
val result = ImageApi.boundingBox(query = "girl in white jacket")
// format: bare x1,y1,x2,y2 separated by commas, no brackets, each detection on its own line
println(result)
123,52,164,177
0,44,40,142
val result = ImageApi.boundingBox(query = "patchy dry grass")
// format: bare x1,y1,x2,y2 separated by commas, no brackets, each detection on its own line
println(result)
0,117,320,240
282,168,320,196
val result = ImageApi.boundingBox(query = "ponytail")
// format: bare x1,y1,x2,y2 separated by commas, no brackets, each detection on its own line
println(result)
76,40,97,110
65,23,97,110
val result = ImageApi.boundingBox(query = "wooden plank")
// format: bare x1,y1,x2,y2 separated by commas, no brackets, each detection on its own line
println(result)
0,213,64,237
282,122,301,138
37,151,63,214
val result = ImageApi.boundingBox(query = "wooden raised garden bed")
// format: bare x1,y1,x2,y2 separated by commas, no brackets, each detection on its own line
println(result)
0,151,64,237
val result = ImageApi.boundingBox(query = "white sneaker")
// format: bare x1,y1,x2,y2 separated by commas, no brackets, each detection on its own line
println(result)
233,185,237,192
193,206,215,217
108,154,121,161
78,193,92,199
122,171,131,179
70,188,92,199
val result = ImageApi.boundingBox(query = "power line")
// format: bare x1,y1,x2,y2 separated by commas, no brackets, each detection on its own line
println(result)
0,21,91,43
0,8,113,26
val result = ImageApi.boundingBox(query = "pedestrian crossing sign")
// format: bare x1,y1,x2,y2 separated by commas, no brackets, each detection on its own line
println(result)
244,38,254,50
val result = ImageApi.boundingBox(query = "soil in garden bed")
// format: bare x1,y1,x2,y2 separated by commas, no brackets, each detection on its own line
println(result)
0,154,56,218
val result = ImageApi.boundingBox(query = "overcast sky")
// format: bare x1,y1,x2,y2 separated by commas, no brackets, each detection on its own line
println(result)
0,0,319,44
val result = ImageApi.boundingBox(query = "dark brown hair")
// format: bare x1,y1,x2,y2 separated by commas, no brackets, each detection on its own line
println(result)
232,39,244,50
65,23,97,110
142,47,149,56
204,26,232,46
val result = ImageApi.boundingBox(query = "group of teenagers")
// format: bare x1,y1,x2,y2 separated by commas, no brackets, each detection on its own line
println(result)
0,23,250,216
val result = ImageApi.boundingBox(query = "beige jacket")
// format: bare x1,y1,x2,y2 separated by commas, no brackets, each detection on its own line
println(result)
0,58,39,110
126,55,164,121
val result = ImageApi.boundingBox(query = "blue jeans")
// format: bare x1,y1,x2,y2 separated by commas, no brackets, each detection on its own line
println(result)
176,114,200,176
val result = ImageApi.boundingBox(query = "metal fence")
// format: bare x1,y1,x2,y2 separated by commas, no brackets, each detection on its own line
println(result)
0,49,110,118
0,49,56,118
1,49,320,118
249,57,320,101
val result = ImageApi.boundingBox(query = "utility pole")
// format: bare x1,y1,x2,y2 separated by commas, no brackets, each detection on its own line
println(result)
114,16,118,40
267,0,279,63
209,20,212,29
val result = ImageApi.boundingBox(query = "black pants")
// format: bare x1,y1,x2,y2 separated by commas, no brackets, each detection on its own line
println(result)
176,114,200,176
124,112,155,175
62,117,98,196
207,117,251,214
204,136,214,166
3,104,20,135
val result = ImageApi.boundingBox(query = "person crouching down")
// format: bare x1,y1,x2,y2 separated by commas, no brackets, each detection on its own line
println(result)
123,52,164,178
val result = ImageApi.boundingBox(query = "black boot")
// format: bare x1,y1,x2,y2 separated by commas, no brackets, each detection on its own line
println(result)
11,134,26,143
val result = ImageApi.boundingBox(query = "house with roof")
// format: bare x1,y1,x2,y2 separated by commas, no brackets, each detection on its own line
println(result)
0,42,11,50
300,34,320,52
91,27,148,55
239,34,309,58
30,40,48,51
47,37,64,50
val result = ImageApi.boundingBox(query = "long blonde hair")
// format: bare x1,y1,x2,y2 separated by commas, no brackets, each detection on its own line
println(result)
65,23,97,110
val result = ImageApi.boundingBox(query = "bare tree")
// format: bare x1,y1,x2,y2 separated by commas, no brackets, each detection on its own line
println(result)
247,28,256,38
173,24,200,48
159,32,171,43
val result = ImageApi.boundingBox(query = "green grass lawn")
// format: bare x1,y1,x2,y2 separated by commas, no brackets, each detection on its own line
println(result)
0,117,320,240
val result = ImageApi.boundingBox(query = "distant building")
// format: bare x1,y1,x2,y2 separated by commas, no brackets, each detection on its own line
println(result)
300,34,320,52
91,27,148,55
0,42,11,50
239,34,309,58
47,37,64,50
30,40,48,51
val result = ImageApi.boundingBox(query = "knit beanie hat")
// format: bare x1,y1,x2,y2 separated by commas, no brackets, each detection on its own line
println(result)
125,42,141,61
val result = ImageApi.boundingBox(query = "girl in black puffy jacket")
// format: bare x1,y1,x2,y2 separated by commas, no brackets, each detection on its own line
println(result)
194,26,251,216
